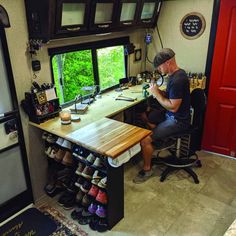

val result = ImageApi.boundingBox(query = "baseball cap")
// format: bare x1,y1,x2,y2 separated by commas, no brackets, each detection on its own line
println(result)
153,48,175,68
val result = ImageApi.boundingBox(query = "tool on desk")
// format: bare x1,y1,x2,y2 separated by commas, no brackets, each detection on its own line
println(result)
115,94,137,102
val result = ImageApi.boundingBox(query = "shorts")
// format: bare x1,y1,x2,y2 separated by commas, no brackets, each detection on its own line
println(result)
151,114,190,141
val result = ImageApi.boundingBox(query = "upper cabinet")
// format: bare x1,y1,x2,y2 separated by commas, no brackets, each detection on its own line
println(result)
137,0,162,27
89,0,117,31
117,0,139,28
55,0,91,36
24,0,162,42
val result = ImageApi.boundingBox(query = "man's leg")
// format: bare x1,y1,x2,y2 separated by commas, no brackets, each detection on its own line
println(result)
133,135,155,184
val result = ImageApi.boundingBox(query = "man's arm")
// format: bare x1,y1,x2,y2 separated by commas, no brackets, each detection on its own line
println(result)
150,84,182,112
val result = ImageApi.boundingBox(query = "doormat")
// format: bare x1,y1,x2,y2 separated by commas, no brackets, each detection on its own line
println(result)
0,206,88,236
38,204,88,236
0,208,57,236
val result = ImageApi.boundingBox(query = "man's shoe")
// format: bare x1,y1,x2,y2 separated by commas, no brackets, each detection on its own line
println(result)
133,169,154,184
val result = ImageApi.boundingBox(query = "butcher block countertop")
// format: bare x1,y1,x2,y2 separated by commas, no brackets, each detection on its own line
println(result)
65,117,151,158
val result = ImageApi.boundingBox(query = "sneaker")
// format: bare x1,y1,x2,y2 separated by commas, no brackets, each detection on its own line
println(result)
76,190,85,203
81,166,94,179
48,147,57,159
57,167,72,181
56,137,64,146
71,205,84,220
75,176,85,188
88,185,99,198
81,194,92,207
133,169,154,184
98,177,107,189
97,219,108,232
88,203,98,214
75,162,85,176
61,139,72,150
42,131,49,140
54,148,66,162
91,170,103,186
72,145,81,158
96,190,108,205
62,151,73,166
95,205,106,218
45,146,52,156
81,181,92,193
86,153,96,165
91,157,104,169
46,134,57,143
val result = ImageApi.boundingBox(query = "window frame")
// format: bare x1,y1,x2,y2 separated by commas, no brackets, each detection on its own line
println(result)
49,37,129,107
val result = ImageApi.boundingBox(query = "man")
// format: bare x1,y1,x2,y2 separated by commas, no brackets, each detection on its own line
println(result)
133,48,191,184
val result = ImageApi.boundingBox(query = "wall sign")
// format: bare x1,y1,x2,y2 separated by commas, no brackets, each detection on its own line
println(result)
180,12,206,40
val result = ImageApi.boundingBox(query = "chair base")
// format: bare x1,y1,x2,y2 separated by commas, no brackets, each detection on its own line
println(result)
151,154,201,184
160,166,199,184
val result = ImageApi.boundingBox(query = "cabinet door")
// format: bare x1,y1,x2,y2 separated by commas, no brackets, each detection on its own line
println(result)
137,0,162,27
90,0,117,31
117,0,140,28
55,0,91,36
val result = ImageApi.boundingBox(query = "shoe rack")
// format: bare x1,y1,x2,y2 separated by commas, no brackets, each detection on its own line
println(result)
42,131,124,231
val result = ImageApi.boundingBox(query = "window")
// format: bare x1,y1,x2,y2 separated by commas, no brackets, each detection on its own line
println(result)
50,37,128,105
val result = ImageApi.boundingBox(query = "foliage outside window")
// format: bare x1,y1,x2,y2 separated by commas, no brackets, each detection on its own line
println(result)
51,42,126,105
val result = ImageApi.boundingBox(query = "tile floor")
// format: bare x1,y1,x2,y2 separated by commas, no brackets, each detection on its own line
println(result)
38,151,236,236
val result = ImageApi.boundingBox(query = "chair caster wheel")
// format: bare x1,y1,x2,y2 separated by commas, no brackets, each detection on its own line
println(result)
195,160,202,168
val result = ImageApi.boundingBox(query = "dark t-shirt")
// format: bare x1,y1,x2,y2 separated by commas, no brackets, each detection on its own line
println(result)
166,69,191,122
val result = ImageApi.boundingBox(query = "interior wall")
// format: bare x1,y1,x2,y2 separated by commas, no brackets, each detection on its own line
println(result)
146,0,214,73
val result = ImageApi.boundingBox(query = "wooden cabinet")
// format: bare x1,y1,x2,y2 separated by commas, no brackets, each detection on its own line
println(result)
55,0,91,36
24,0,162,42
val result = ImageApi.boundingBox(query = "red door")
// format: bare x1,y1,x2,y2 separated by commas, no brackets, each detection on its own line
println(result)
202,0,236,157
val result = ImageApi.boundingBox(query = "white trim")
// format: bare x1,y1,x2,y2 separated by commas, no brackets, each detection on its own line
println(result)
0,204,34,227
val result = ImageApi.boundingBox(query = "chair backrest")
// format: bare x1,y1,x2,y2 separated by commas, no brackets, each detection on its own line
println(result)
190,88,207,151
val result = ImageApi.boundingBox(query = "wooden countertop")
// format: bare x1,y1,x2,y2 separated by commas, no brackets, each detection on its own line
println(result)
66,117,151,158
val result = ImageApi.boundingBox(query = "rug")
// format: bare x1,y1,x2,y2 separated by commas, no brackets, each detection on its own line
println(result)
0,206,88,236
38,204,88,236
0,208,57,236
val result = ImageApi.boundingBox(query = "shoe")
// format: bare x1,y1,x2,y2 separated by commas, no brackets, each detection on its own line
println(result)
62,151,73,166
91,170,103,186
95,205,106,218
133,169,154,184
86,153,96,165
95,190,108,205
42,131,49,140
44,182,63,197
46,134,57,143
48,147,57,159
81,166,94,179
75,162,85,176
75,190,85,204
81,194,92,207
54,148,66,162
91,157,104,169
63,195,76,210
57,167,72,181
58,191,75,206
71,205,84,220
56,137,64,146
75,176,85,188
88,185,99,198
45,146,52,156
88,203,98,214
81,181,92,193
61,139,72,150
97,219,108,232
98,177,107,189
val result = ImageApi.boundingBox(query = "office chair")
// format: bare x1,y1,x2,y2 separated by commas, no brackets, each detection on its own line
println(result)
152,88,207,184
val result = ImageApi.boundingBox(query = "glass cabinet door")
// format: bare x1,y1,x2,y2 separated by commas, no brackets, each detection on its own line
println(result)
55,0,90,35
118,1,139,27
138,0,162,26
90,0,116,30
